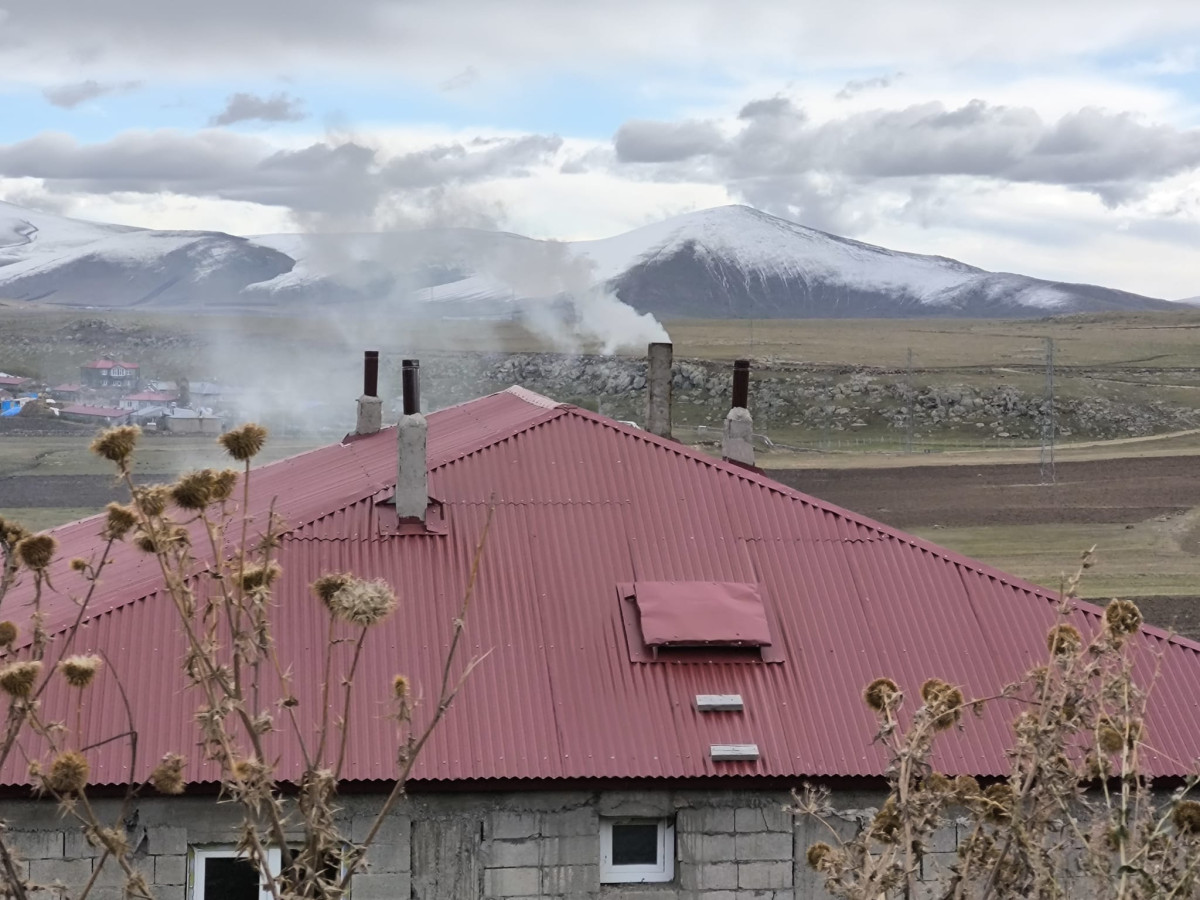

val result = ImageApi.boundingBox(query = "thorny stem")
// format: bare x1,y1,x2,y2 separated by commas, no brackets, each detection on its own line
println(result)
336,502,496,894
334,628,369,779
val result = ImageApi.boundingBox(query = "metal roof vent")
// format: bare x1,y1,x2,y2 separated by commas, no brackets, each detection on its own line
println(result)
695,694,744,712
710,744,759,762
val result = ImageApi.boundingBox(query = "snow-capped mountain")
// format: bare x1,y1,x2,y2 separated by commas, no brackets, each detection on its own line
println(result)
0,200,293,309
0,200,1176,318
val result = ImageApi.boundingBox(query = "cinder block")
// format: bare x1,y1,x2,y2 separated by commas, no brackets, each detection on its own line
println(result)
63,828,100,859
927,822,957,853
29,857,91,887
154,853,188,885
680,860,738,890
484,865,540,897
739,860,793,890
679,832,736,864
350,872,411,899
358,815,410,873
734,832,793,862
736,807,792,833
542,807,596,837
490,810,541,840
541,862,599,895
488,838,542,868
678,806,737,834
542,834,596,866
151,825,187,856
7,830,64,859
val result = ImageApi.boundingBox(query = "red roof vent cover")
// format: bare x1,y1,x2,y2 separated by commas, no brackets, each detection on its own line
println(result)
632,581,772,647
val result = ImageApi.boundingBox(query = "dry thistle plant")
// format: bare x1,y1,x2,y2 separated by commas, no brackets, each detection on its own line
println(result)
793,549,1200,900
0,423,488,900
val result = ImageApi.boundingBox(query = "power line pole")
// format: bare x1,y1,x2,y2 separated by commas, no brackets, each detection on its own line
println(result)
905,347,914,454
1039,336,1056,484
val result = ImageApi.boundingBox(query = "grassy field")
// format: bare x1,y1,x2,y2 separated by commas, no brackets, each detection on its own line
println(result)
912,517,1200,600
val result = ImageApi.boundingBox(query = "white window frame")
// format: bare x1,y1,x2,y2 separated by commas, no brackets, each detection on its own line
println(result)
190,846,281,900
599,817,674,884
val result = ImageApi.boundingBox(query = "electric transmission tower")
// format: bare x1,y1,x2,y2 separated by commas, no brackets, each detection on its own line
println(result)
1039,337,1056,484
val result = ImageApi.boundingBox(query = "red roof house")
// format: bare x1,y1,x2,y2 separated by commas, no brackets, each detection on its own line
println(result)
3,374,1199,896
79,358,140,390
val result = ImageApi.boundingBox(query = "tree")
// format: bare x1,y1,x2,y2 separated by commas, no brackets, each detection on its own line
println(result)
0,424,485,900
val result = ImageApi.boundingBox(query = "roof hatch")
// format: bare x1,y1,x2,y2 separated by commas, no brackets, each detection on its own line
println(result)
633,581,772,647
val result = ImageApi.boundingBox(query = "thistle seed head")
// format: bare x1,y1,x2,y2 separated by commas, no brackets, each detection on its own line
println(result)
149,753,187,795
863,677,900,713
0,621,16,647
58,655,102,689
392,674,410,700
211,469,239,502
102,503,138,541
171,470,217,511
325,577,397,627
133,485,170,518
1173,800,1200,835
921,678,964,731
219,424,268,462
240,562,282,591
90,425,140,466
16,534,56,571
45,750,89,795
1104,599,1142,640
982,783,1013,824
312,573,353,610
0,660,41,697
0,517,31,548
1047,623,1083,657
806,842,834,871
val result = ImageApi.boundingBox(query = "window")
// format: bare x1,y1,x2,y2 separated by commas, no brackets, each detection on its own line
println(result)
599,818,674,884
191,847,280,900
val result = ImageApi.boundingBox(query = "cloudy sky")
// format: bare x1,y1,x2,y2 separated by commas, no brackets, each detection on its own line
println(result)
2,0,1199,298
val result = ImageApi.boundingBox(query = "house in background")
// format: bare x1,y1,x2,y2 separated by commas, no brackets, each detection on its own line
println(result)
80,359,140,391
3,351,1199,900
49,383,83,404
156,406,224,434
0,373,33,393
118,390,178,411
57,404,132,426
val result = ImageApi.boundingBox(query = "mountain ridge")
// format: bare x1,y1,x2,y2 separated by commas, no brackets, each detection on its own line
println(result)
0,199,1179,318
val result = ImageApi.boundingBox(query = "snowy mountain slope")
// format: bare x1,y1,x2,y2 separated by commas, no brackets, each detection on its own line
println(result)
0,201,294,307
585,206,1172,318
0,199,1176,318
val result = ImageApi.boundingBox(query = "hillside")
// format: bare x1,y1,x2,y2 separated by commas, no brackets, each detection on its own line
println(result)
0,199,1177,318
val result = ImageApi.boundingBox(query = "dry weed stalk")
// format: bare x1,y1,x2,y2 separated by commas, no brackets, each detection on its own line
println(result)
0,423,487,900
794,549,1200,900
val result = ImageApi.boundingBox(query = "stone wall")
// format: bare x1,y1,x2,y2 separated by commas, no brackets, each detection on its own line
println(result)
0,787,906,900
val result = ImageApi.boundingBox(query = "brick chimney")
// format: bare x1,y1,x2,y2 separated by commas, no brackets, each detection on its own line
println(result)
645,342,673,439
356,350,382,435
722,359,754,467
395,359,428,522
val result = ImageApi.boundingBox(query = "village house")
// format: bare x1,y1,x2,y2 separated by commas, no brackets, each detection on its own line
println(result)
0,373,34,393
118,390,178,411
2,349,1199,900
56,403,132,426
79,359,140,391
48,384,84,404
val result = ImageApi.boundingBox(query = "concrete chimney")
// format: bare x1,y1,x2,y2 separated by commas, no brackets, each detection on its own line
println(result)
722,359,755,467
645,342,673,439
356,350,382,435
396,359,428,522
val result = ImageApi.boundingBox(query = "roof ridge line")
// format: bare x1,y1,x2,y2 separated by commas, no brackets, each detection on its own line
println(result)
557,405,1200,657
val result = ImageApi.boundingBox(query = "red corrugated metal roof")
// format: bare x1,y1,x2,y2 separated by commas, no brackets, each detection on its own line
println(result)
81,360,139,369
3,386,1199,789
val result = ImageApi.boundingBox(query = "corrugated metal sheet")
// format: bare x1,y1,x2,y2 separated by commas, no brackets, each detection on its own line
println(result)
3,387,1200,789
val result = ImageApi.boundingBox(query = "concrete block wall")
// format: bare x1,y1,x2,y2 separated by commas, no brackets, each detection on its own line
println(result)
0,787,899,899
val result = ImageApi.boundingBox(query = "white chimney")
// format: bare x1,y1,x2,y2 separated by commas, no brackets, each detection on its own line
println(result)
645,342,673,439
396,359,428,522
722,359,755,467
356,350,382,435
